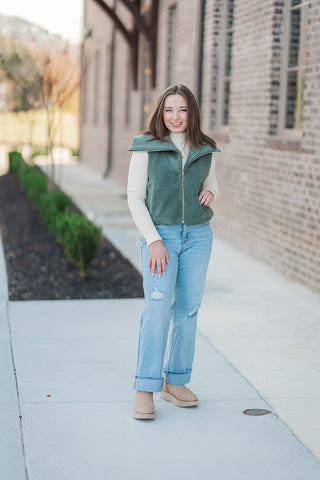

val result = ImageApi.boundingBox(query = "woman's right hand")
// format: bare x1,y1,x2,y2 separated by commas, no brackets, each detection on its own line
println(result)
148,240,169,277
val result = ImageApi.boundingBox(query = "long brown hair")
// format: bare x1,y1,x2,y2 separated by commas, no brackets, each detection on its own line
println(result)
144,84,217,149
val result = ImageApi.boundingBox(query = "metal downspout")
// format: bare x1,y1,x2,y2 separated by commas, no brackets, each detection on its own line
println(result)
104,1,116,177
196,0,206,108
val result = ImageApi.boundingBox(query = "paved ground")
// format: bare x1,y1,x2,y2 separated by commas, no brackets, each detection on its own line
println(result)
0,144,9,175
1,150,320,479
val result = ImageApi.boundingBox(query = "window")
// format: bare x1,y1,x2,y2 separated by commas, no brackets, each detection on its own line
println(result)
166,5,177,87
93,49,101,125
124,52,131,127
105,43,112,126
222,0,234,125
81,60,89,125
280,1,309,132
211,0,234,129
196,0,206,108
140,38,152,131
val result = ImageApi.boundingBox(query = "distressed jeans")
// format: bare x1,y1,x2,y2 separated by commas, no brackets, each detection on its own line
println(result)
134,222,213,392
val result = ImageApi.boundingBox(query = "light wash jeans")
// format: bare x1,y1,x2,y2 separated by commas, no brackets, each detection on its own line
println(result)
134,222,213,392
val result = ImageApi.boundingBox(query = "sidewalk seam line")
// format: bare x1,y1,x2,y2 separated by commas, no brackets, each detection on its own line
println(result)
6,301,30,480
197,328,274,408
197,328,320,464
275,410,320,464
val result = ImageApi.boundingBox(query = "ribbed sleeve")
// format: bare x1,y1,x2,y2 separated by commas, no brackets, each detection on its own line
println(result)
203,158,219,197
127,151,162,246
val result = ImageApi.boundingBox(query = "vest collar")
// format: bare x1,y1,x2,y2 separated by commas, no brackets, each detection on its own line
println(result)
129,134,220,167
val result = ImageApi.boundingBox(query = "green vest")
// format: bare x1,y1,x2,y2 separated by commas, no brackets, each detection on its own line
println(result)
129,134,219,226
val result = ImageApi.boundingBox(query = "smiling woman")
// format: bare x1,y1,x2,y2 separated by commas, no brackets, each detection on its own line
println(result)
127,84,220,420
163,95,188,133
0,0,83,44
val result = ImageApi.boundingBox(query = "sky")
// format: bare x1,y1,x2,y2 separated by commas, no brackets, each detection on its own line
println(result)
0,0,84,44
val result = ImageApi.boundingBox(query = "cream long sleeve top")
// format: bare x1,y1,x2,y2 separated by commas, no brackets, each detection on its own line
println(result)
127,131,218,245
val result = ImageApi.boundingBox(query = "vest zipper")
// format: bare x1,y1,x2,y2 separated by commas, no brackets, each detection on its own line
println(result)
183,151,211,172
182,170,185,224
145,147,213,225
180,150,185,224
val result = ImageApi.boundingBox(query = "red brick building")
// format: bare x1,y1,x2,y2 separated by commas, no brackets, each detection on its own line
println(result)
80,0,320,294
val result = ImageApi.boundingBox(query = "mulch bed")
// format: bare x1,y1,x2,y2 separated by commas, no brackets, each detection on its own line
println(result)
0,172,143,301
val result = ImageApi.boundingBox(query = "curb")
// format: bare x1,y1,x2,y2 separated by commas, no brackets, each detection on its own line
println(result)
0,230,9,302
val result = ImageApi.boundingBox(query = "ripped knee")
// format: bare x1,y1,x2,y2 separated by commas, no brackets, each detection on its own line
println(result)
187,304,201,317
150,286,164,301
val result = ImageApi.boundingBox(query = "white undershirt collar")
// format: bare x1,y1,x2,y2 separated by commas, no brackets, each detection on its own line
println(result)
169,131,189,166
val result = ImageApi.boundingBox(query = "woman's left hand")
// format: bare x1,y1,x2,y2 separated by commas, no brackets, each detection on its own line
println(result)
198,189,214,207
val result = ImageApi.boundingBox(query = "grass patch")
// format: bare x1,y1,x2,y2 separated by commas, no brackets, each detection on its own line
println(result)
0,110,79,149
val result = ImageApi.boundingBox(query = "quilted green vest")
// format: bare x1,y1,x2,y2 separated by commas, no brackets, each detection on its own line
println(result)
129,134,219,226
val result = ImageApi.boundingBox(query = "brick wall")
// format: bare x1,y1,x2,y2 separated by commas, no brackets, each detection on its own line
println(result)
208,0,320,293
80,0,320,294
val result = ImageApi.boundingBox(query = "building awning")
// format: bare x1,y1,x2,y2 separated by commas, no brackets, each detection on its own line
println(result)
91,0,159,89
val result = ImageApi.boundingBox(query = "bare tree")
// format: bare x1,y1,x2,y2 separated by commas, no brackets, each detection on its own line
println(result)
0,36,80,189
0,35,42,148
35,46,80,189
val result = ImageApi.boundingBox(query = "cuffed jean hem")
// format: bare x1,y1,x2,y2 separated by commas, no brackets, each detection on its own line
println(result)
164,370,192,386
134,376,163,393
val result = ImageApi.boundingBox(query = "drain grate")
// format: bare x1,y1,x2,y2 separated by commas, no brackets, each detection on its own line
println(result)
243,409,272,416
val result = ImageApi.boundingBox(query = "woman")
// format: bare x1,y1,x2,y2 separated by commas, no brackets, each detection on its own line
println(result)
127,84,219,420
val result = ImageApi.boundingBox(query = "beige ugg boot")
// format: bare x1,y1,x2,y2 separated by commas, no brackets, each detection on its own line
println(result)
160,383,198,407
133,391,155,420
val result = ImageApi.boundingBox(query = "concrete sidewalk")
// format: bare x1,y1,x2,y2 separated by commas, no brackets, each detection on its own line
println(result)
6,299,320,479
54,159,320,459
0,155,320,478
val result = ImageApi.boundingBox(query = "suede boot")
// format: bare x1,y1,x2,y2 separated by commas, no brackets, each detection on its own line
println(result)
160,383,198,407
133,391,155,420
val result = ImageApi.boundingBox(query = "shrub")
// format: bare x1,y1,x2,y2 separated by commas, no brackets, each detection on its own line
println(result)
70,147,79,156
38,194,60,228
9,151,23,173
18,164,48,205
31,145,50,158
62,213,102,278
38,189,72,224
53,210,71,243
49,189,72,213
8,151,102,277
